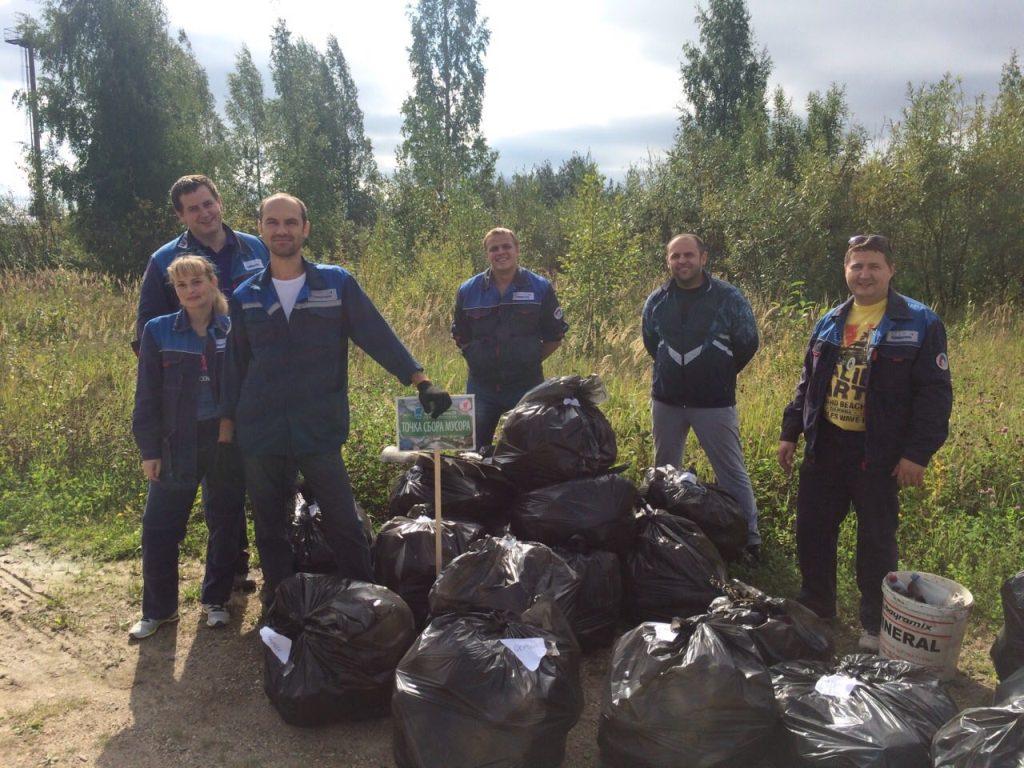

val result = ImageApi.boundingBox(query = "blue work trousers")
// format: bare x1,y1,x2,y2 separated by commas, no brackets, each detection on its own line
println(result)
244,451,373,596
141,419,244,620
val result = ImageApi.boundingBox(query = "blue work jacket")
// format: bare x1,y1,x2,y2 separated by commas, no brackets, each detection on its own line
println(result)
132,310,230,485
642,272,760,408
222,260,422,456
780,289,953,471
451,267,568,391
136,226,268,343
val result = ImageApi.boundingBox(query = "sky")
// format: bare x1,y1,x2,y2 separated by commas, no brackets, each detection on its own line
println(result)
1,0,1021,201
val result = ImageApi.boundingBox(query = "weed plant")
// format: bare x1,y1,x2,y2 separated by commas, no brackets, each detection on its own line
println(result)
1,269,1021,625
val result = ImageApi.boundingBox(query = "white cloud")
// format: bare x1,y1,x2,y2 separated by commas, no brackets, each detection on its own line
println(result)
0,0,1021,198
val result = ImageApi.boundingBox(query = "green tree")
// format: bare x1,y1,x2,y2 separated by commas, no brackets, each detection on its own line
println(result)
225,45,269,218
21,0,226,272
680,0,771,139
397,0,495,205
268,21,378,257
325,36,378,226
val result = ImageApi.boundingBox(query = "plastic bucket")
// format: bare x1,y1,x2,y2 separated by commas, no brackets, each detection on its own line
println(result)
879,570,973,680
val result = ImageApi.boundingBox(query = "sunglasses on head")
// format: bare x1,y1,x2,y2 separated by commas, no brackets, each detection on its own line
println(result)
848,234,891,252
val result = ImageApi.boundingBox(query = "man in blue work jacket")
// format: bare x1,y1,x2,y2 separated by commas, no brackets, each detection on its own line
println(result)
221,193,451,599
642,233,762,562
135,174,268,589
778,234,953,652
452,227,568,448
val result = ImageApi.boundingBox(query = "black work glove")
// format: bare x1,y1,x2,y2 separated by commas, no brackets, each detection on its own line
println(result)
211,441,245,486
417,380,453,419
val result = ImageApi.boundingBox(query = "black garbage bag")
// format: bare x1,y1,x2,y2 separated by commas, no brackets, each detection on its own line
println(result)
991,570,1024,680
393,599,584,768
706,580,834,665
388,453,515,533
772,654,958,767
372,514,485,628
428,535,582,633
509,473,638,552
625,508,727,622
553,536,623,650
489,374,617,489
995,666,1024,706
931,700,1024,767
291,490,375,574
641,465,748,562
261,574,416,726
598,614,777,768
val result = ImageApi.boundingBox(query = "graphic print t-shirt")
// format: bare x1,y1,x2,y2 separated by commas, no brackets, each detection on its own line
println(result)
824,299,886,431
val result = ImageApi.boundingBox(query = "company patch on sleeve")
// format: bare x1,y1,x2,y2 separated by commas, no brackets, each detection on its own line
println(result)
935,352,949,370
554,307,563,320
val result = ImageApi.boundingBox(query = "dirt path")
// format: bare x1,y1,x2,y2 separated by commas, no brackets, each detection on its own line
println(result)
0,541,998,768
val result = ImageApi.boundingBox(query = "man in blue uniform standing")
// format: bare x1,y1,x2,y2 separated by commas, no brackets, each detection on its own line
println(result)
135,174,268,589
642,233,762,562
452,228,568,448
778,234,952,651
221,193,451,599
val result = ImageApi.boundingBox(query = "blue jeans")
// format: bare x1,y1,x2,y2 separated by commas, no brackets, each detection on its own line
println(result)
468,379,536,449
244,451,372,596
141,419,244,620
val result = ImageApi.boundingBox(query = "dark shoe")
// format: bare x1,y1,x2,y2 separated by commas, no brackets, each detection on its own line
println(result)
795,591,837,620
742,544,761,566
233,573,257,593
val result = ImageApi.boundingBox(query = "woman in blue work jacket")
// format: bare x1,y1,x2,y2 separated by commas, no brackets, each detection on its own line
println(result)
129,254,244,639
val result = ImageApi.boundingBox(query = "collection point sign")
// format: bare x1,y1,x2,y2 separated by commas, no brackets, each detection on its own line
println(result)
396,394,476,451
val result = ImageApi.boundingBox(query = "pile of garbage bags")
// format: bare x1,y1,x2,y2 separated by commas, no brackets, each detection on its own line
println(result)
599,615,777,767
392,599,583,768
373,513,485,627
641,465,747,562
490,375,617,489
772,654,957,767
261,574,416,726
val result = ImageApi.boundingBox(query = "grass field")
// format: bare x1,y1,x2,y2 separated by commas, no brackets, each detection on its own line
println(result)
1,268,1022,628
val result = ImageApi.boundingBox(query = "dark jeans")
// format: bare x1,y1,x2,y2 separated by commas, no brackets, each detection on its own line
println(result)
141,419,244,620
796,419,899,632
244,451,372,596
468,379,535,449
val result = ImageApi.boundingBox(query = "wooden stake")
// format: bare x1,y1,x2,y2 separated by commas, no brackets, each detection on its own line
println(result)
434,448,443,575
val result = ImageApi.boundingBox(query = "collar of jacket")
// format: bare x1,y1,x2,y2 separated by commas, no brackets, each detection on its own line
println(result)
174,225,247,255
171,308,231,338
482,266,530,292
661,269,714,295
828,287,913,324
250,257,328,312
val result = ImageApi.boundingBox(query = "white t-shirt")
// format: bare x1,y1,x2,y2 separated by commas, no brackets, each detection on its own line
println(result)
272,274,307,320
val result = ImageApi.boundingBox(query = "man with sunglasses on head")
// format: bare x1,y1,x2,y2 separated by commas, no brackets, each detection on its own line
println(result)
778,234,952,652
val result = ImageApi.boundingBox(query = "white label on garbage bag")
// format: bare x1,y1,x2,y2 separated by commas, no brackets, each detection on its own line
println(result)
500,638,547,671
562,398,580,407
260,626,292,665
653,623,678,642
815,674,861,698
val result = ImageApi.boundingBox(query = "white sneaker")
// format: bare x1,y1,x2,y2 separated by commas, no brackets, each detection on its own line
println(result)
128,613,179,640
203,604,230,628
858,631,880,653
